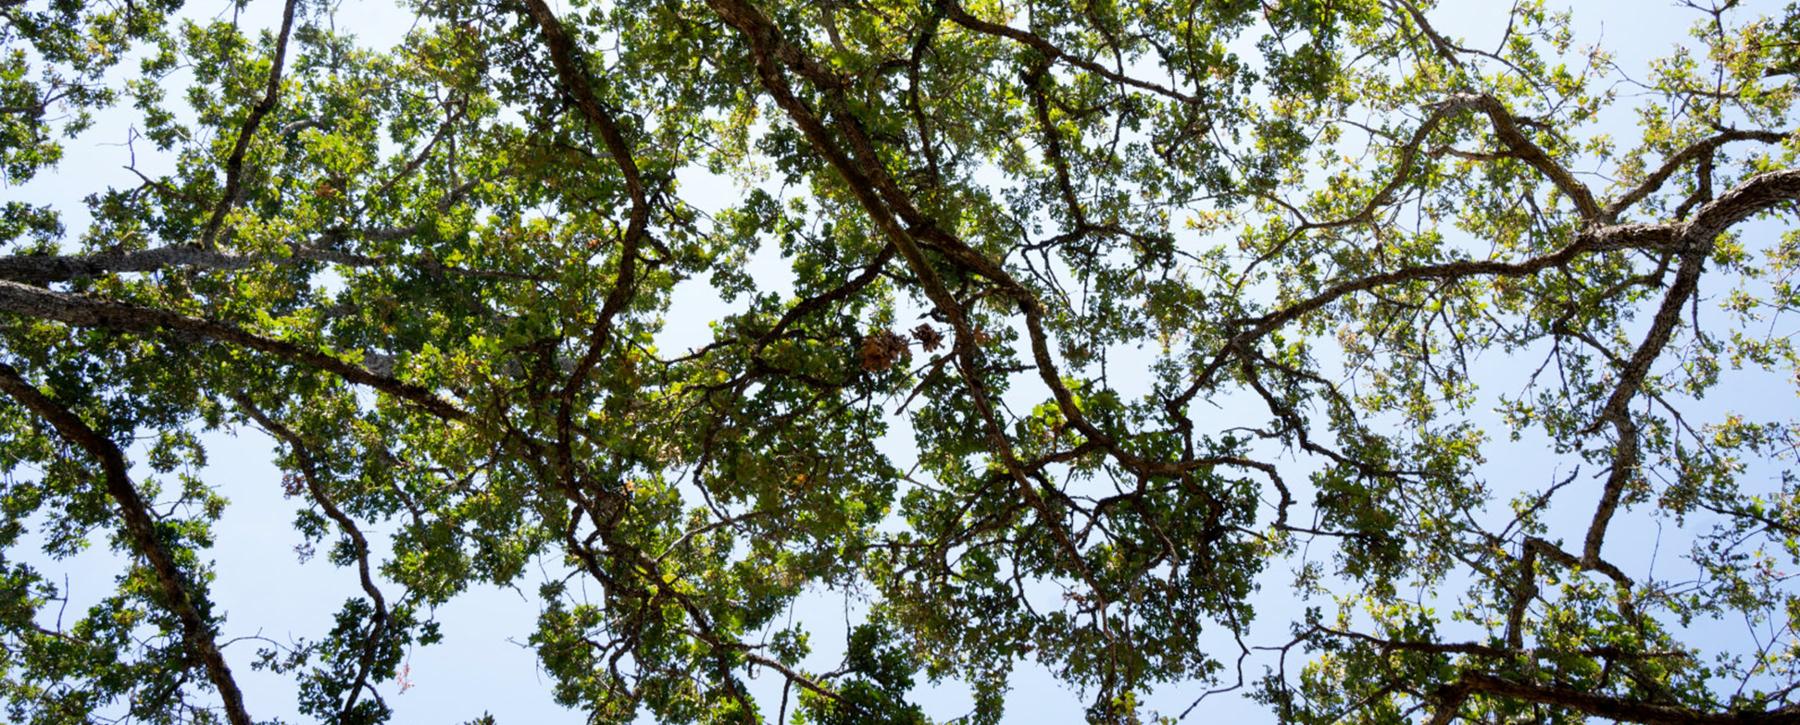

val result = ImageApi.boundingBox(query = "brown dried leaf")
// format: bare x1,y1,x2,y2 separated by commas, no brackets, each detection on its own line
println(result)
859,329,911,371
911,323,943,352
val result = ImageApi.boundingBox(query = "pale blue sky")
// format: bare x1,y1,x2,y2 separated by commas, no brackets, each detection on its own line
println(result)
3,0,1785,722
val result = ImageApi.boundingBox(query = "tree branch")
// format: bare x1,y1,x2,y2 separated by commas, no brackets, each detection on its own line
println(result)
0,279,466,420
199,0,301,250
0,362,254,725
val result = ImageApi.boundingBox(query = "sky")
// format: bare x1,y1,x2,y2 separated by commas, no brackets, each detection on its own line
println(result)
1,0,1787,722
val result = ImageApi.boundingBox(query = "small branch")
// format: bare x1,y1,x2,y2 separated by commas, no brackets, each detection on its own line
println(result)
231,394,391,720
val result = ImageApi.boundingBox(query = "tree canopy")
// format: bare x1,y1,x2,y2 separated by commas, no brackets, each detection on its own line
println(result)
3,0,1800,721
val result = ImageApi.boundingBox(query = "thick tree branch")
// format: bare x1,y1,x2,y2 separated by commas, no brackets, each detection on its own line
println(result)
515,0,653,505
0,279,467,419
1583,168,1800,560
703,0,1114,617
1458,93,1603,220
0,362,254,725
1440,671,1798,723
0,231,545,285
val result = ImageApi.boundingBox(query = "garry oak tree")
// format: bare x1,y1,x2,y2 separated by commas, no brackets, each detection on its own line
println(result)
3,0,1800,721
